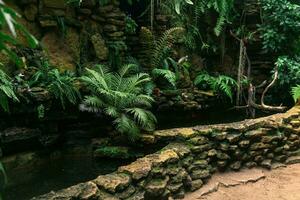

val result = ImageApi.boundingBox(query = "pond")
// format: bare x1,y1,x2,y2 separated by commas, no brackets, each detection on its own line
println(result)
2,147,131,200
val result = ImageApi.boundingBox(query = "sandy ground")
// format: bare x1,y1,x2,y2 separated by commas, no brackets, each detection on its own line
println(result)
184,163,300,200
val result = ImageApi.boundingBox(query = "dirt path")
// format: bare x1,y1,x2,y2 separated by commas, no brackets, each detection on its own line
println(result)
184,163,300,200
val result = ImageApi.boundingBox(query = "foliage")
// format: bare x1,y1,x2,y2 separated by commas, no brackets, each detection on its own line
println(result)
125,16,138,34
194,72,237,101
291,85,300,103
80,64,156,140
150,27,185,69
0,1,37,67
30,61,80,109
152,68,177,88
66,0,140,6
107,41,127,70
0,67,19,112
275,56,300,89
259,0,300,54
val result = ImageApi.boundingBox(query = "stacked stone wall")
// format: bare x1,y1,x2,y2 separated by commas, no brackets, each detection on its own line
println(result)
32,106,300,200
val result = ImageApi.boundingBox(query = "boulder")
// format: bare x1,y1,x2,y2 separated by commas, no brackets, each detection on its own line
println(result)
118,158,152,180
145,177,169,197
93,173,131,193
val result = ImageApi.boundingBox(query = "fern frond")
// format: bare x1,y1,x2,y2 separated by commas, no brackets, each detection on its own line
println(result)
291,85,300,103
152,68,177,87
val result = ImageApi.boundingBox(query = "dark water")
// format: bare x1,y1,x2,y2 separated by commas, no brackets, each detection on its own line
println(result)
156,107,268,130
3,151,129,200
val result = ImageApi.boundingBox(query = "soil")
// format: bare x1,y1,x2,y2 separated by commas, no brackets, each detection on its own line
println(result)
184,163,300,200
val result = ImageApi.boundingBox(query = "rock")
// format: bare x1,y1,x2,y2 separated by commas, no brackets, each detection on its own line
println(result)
227,133,242,143
208,149,217,157
140,134,156,144
219,142,229,151
0,127,41,143
146,149,179,167
239,140,250,148
29,87,51,102
24,4,38,21
167,183,183,193
116,185,136,199
31,181,100,200
190,179,203,191
126,191,145,200
261,159,272,169
230,161,242,170
154,128,196,140
81,0,96,8
244,128,269,139
188,136,209,145
164,143,191,158
271,163,286,169
191,144,212,153
212,132,227,140
93,173,131,193
191,169,210,180
245,161,257,168
118,158,152,180
250,143,271,150
41,32,76,71
43,0,66,9
285,156,300,164
216,152,230,160
91,33,109,61
217,161,227,168
170,168,188,184
192,160,208,169
145,177,169,197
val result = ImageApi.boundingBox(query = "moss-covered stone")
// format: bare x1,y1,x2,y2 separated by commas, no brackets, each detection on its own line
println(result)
93,173,131,193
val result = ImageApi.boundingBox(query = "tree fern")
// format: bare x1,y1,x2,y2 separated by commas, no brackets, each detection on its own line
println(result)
0,68,19,112
291,85,300,103
80,64,156,140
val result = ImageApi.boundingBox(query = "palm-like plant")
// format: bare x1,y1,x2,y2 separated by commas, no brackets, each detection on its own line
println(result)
80,64,157,140
0,67,19,112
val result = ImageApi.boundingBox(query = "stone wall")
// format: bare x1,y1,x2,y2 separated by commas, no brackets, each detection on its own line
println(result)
5,0,126,71
32,106,300,200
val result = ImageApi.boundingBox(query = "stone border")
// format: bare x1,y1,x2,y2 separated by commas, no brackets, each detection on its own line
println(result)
32,106,300,200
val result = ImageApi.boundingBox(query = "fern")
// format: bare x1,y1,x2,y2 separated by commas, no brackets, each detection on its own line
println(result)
80,64,156,140
291,85,300,103
30,61,80,109
0,68,19,112
152,68,177,87
151,27,185,68
194,72,237,101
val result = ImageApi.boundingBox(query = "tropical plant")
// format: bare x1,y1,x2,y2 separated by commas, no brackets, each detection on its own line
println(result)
80,64,156,140
291,85,300,103
30,61,80,109
0,1,37,67
259,0,300,54
194,72,237,101
0,67,19,112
